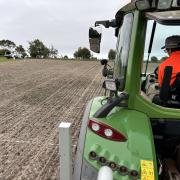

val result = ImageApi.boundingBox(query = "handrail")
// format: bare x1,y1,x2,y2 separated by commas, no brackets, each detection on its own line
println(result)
59,122,72,180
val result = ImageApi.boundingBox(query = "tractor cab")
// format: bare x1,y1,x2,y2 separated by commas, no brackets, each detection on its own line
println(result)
89,1,180,109
74,1,180,180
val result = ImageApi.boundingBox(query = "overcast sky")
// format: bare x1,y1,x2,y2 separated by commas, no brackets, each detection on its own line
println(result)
0,0,130,58
1,0,180,59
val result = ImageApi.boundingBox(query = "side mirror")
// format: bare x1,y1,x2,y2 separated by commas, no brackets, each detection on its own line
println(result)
89,26,102,53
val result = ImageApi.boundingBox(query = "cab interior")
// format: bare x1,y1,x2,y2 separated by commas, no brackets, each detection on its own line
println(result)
140,11,180,179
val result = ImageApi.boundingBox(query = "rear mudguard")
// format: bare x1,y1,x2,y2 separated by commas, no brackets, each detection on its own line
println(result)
73,97,158,180
73,100,95,180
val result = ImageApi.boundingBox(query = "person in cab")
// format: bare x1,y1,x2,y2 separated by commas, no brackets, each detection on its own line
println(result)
151,35,180,107
158,35,180,87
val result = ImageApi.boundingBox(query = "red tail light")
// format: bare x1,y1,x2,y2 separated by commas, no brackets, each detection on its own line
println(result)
88,119,127,142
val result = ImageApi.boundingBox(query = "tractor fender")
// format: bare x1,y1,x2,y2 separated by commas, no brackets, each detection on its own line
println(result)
73,100,93,180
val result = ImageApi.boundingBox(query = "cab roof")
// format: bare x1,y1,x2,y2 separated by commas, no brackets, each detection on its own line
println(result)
146,11,180,25
119,0,180,13
118,0,180,25
119,1,136,12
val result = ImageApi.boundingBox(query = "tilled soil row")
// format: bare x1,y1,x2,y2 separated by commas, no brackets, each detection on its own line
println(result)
0,60,103,180
0,61,97,119
0,60,90,107
0,60,94,112
0,60,69,92
32,68,104,180
0,64,99,137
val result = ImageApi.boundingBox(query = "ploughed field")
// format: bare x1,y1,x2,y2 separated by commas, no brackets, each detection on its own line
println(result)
0,59,103,179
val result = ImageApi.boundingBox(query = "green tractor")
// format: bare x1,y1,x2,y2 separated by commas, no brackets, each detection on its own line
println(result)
73,0,180,179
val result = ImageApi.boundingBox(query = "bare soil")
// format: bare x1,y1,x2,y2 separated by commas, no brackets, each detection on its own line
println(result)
0,59,103,180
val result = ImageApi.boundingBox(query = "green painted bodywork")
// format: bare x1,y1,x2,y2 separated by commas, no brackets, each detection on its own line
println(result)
83,97,158,179
82,6,180,180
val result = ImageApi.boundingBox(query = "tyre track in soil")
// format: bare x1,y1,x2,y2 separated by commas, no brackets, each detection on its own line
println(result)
0,61,96,121
0,60,94,107
0,60,86,110
31,74,103,180
0,75,81,131
15,67,103,180
38,71,104,180
0,60,71,83
0,61,85,111
7,76,94,142
0,60,68,92
32,71,102,147
0,63,98,135
0,80,100,179
0,60,102,179
0,60,83,95
0,66,99,149
0,72,67,108
0,68,88,127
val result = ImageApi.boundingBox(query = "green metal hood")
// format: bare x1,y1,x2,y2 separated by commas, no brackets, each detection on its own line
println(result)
83,97,158,179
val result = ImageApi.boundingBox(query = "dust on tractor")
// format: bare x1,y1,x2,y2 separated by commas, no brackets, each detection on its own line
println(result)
73,0,180,179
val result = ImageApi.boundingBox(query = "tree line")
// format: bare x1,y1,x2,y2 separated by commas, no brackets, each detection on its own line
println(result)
147,56,168,63
0,39,58,59
0,39,169,62
0,39,117,60
73,48,116,60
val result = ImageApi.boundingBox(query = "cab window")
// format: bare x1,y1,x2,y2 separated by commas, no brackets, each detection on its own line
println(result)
114,13,133,91
141,19,180,107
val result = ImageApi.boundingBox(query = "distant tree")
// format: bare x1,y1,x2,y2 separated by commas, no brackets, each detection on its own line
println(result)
74,47,91,59
49,45,58,58
0,49,10,56
64,55,68,59
150,56,158,63
0,39,16,49
28,39,49,58
160,56,168,62
15,45,27,58
108,49,116,60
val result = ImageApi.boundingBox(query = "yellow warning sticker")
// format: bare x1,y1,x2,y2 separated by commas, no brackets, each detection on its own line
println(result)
141,160,155,180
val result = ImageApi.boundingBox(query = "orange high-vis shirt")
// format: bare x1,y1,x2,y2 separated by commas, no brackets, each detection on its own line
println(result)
158,51,180,86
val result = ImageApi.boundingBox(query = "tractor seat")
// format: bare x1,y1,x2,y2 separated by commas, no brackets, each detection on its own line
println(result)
152,66,180,108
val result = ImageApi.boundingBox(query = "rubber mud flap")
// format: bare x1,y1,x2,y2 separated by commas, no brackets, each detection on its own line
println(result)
73,100,93,180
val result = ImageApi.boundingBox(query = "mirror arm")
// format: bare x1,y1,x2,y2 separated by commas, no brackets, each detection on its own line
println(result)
95,21,109,28
95,20,117,28
109,20,117,28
